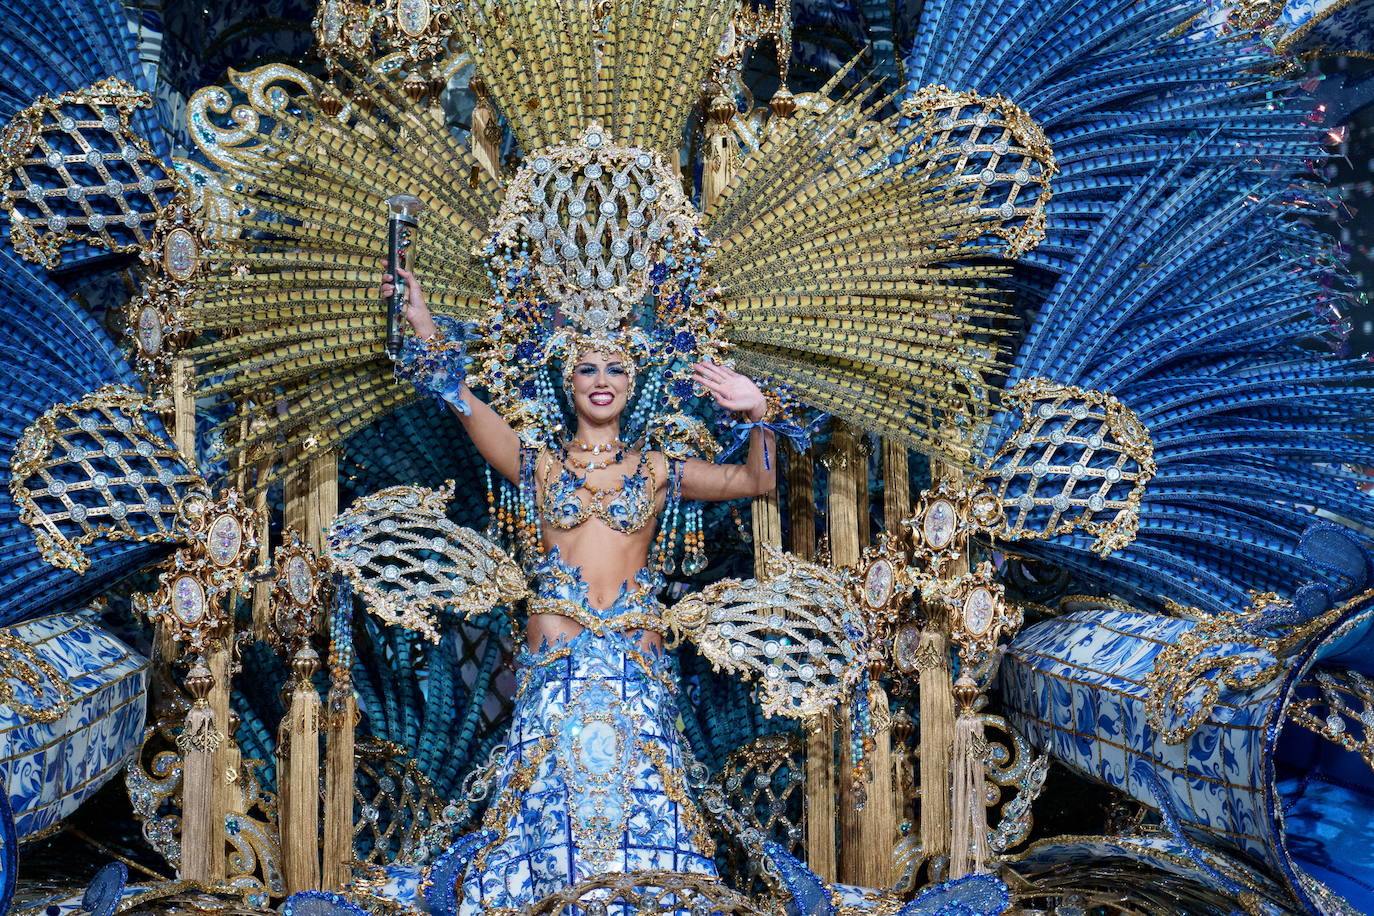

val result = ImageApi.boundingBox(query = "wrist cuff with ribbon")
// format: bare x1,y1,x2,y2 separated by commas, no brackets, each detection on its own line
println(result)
719,418,822,470
394,314,472,415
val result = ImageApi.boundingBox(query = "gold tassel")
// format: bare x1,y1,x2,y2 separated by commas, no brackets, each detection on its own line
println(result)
917,628,953,861
322,683,357,890
949,675,989,879
177,660,223,882
703,94,737,208
281,646,322,893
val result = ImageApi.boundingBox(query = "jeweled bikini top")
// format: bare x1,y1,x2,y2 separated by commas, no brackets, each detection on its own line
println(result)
538,448,657,534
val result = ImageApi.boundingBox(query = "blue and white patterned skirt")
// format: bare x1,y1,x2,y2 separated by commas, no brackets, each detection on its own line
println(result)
455,627,717,913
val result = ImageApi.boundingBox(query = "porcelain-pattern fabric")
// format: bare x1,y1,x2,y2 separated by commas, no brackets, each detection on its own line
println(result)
441,626,716,914
0,612,148,841
1001,604,1374,915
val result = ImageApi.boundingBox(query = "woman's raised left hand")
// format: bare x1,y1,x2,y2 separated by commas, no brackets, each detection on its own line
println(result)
691,361,767,421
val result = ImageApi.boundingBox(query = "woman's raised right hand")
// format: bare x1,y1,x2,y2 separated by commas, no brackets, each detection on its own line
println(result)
380,265,438,339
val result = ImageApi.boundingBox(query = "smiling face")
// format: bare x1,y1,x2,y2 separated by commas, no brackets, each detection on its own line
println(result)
568,349,634,424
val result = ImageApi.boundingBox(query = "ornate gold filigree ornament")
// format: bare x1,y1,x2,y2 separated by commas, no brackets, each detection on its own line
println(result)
669,545,868,721
901,86,1058,258
869,477,1008,676
0,630,73,723
123,189,207,387
268,528,331,651
980,379,1156,555
927,562,1022,666
125,718,284,901
134,488,262,656
905,477,1005,575
711,1,792,99
313,0,465,104
326,481,529,642
0,77,177,268
9,385,205,573
1145,589,1374,744
522,870,759,916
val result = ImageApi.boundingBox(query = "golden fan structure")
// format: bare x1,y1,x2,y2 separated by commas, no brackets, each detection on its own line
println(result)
178,1,1034,482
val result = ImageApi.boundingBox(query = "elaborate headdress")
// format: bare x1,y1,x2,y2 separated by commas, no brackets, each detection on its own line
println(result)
469,123,718,452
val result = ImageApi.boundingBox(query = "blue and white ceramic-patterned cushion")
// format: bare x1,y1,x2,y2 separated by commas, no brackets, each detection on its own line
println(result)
0,611,148,841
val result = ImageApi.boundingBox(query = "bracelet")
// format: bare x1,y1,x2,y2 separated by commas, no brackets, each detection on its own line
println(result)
394,315,472,415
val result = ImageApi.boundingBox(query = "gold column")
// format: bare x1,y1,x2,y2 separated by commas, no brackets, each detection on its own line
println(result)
832,426,896,888
786,442,834,879
919,461,965,863
206,640,233,883
470,77,501,183
171,356,197,465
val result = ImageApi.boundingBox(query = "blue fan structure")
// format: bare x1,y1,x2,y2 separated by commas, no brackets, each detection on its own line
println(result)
0,0,162,151
0,246,186,627
903,0,1374,615
0,0,169,270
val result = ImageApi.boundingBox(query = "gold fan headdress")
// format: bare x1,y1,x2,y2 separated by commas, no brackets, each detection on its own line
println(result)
169,0,1027,483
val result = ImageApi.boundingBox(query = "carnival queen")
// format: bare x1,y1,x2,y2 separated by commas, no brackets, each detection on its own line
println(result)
379,264,777,910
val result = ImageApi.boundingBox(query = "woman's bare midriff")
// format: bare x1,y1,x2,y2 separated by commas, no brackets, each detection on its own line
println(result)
528,530,665,654
526,610,664,654
527,452,668,653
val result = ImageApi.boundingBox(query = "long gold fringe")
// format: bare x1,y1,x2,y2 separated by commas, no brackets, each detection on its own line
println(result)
280,647,322,893
322,685,357,890
949,675,989,879
917,629,953,861
177,662,223,882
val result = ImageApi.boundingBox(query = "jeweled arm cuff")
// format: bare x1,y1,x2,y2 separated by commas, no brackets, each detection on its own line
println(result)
719,417,822,470
394,314,472,416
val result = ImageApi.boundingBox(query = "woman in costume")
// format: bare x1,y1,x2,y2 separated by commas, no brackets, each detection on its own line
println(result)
380,265,777,910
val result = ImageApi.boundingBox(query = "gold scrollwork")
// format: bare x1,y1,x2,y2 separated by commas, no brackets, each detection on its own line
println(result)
123,190,208,388
1146,588,1374,744
314,0,466,96
0,631,73,723
186,64,320,181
